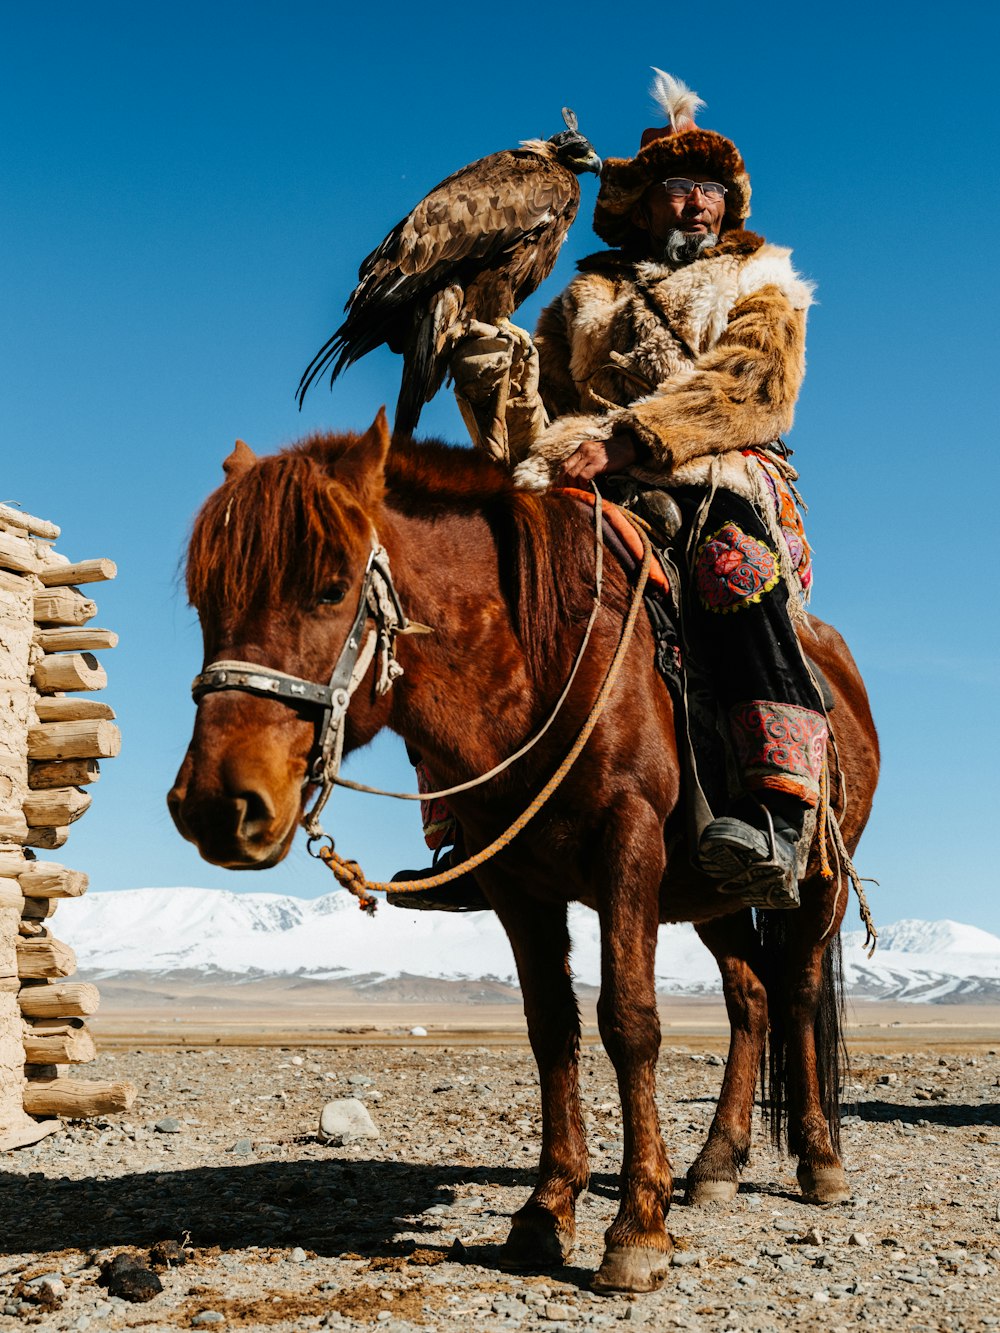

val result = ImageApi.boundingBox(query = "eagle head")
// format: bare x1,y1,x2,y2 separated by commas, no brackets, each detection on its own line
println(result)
547,107,602,176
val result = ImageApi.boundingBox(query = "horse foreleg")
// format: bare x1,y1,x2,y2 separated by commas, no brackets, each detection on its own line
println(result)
489,894,589,1268
770,892,851,1204
592,799,673,1295
687,911,768,1205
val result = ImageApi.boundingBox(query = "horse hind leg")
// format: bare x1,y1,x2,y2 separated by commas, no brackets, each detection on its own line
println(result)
486,891,589,1268
591,797,673,1295
761,889,851,1204
687,911,769,1206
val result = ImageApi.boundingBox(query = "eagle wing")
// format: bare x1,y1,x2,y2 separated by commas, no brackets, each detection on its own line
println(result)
296,149,580,407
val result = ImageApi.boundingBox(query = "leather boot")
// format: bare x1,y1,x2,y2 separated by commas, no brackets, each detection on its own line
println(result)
697,797,806,910
386,839,491,912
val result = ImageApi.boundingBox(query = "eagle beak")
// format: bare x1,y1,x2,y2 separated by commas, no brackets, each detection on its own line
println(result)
583,150,602,175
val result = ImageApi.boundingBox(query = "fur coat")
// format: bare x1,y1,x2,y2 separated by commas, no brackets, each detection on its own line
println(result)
511,229,814,494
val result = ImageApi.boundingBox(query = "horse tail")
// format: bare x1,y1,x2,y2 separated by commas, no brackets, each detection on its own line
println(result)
757,912,847,1156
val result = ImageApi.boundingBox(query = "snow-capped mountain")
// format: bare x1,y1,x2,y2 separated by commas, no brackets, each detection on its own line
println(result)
842,918,1000,1001
50,888,1000,1003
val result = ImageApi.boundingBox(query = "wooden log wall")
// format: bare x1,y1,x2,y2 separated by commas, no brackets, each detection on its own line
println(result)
0,502,134,1151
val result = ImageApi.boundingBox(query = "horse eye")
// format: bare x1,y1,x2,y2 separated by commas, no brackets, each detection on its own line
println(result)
319,585,347,607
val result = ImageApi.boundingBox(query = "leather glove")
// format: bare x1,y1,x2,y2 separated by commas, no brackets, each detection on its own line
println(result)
450,321,548,469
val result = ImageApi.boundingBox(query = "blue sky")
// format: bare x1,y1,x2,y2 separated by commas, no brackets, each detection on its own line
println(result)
3,3,999,931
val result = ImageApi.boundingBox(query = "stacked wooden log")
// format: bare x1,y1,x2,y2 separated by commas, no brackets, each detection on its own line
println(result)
0,502,134,1151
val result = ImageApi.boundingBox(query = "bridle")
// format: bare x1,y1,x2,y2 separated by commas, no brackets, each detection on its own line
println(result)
191,536,410,838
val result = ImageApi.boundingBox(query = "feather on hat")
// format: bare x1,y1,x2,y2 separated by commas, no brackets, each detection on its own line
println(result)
648,70,705,134
593,68,751,248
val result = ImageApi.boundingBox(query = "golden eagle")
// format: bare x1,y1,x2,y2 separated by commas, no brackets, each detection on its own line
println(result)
296,109,601,435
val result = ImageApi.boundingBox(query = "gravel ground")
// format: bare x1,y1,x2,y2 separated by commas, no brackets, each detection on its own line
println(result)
1,1043,999,1332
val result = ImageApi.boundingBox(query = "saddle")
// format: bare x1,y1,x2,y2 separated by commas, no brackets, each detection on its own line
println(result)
557,481,833,873
555,486,683,691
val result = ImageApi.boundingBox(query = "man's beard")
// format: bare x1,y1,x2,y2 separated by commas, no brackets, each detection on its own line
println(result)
659,229,719,266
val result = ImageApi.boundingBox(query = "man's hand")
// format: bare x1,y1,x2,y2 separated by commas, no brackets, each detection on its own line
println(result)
556,431,638,484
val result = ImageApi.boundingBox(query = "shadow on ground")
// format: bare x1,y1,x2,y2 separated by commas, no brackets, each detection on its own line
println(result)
0,1160,616,1262
852,1100,1000,1128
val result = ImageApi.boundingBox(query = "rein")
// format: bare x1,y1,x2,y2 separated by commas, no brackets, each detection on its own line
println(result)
190,493,652,914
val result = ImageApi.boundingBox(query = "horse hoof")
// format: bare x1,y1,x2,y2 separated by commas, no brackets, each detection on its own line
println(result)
686,1177,738,1206
591,1244,672,1295
798,1165,851,1203
501,1213,573,1270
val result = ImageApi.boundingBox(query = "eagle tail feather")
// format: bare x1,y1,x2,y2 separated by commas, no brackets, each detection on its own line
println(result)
393,305,441,437
296,318,387,409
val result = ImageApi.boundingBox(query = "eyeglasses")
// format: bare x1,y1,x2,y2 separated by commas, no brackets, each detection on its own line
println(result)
658,178,728,200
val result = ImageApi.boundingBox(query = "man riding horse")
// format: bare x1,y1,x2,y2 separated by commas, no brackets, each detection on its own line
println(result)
393,70,826,914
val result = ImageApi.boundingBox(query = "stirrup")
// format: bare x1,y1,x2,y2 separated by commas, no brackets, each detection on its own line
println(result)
386,845,491,913
698,804,801,910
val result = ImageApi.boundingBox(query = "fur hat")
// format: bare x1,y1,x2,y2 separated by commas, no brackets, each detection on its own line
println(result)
593,70,751,249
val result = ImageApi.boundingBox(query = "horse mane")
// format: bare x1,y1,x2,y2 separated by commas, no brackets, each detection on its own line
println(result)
186,434,374,620
386,439,597,674
187,432,595,673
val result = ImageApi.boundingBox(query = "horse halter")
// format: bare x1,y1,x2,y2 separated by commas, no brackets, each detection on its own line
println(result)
190,536,410,835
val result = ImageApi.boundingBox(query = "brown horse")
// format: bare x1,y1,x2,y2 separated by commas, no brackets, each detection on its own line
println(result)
169,411,879,1294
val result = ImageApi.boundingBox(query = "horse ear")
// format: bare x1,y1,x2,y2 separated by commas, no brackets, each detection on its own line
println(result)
223,439,257,477
331,408,391,505
360,407,391,463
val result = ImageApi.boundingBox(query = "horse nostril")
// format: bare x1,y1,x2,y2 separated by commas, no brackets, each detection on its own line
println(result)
238,788,274,835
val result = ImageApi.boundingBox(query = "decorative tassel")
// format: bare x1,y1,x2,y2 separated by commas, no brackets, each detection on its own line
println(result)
818,760,834,880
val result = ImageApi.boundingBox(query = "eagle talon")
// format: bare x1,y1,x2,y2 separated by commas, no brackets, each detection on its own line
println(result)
497,316,535,353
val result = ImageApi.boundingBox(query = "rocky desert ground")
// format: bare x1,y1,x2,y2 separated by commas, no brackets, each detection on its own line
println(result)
2,997,999,1333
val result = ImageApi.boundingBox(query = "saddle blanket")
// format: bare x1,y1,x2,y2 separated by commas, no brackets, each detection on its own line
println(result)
555,486,681,690
554,487,672,597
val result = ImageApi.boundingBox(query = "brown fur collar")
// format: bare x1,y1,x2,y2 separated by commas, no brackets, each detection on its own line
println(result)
576,230,766,278
545,231,811,421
